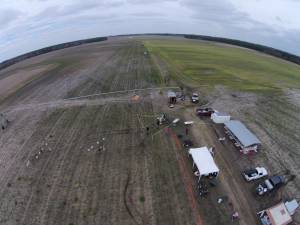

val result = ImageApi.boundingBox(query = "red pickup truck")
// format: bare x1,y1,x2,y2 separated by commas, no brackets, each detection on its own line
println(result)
196,107,214,117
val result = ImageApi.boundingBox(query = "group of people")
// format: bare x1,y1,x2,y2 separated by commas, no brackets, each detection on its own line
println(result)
145,116,191,137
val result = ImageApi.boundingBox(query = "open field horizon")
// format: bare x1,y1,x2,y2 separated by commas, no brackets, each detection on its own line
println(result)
0,36,299,225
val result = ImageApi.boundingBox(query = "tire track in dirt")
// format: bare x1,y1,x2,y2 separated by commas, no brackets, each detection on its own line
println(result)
125,122,146,225
119,107,148,224
124,172,140,225
140,102,156,225
106,105,131,225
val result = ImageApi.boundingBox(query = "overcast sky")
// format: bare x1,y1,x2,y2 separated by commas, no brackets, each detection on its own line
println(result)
1,0,300,62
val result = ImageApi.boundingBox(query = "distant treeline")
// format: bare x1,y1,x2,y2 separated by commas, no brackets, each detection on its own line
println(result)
2,33,300,71
0,37,107,71
184,34,300,65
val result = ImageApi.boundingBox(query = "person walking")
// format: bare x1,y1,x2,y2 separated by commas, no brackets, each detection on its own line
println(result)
185,127,189,136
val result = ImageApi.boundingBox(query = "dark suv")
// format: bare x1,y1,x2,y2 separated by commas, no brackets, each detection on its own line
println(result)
256,176,285,196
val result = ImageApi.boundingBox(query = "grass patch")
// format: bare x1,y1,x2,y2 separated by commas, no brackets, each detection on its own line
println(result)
144,39,300,92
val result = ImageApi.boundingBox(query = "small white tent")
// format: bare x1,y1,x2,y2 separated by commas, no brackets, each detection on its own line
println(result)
211,111,230,124
189,147,219,179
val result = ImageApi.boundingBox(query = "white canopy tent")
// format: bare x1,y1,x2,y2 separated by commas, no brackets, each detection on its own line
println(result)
189,147,219,180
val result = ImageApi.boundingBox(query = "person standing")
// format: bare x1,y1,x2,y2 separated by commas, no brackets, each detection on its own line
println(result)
231,212,239,221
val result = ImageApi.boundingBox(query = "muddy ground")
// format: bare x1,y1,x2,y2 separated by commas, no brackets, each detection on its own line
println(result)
0,37,299,225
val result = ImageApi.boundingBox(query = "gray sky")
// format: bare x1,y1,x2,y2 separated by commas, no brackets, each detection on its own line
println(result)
1,0,300,62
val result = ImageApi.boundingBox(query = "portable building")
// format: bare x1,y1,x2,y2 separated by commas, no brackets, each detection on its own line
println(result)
189,147,219,180
285,199,299,216
167,91,176,104
258,202,294,225
224,120,261,154
211,111,231,124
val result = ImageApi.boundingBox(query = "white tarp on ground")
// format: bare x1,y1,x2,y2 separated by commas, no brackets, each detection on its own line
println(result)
211,112,231,124
267,203,292,225
189,147,219,176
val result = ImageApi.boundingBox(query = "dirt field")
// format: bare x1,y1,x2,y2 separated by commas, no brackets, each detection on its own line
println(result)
0,36,299,225
0,38,196,225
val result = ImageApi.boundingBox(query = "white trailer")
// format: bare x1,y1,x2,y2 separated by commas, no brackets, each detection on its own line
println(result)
211,111,230,124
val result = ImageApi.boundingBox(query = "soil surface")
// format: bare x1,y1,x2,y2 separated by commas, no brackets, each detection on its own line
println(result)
0,37,299,225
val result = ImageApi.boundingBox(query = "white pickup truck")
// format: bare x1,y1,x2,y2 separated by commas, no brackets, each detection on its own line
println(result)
191,93,199,103
243,167,268,181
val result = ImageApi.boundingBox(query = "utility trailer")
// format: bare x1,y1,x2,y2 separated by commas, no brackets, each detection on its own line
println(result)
167,91,177,104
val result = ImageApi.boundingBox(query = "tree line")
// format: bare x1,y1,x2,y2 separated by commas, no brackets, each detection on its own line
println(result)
184,34,300,65
1,34,300,71
0,37,107,71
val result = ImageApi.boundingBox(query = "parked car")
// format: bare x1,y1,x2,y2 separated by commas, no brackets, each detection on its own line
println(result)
196,107,214,116
157,113,168,125
256,176,285,196
183,139,193,147
191,93,199,103
243,167,268,181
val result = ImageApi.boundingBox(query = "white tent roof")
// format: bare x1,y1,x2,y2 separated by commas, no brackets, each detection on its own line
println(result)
267,203,292,225
189,147,219,176
167,91,176,98
213,111,230,117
